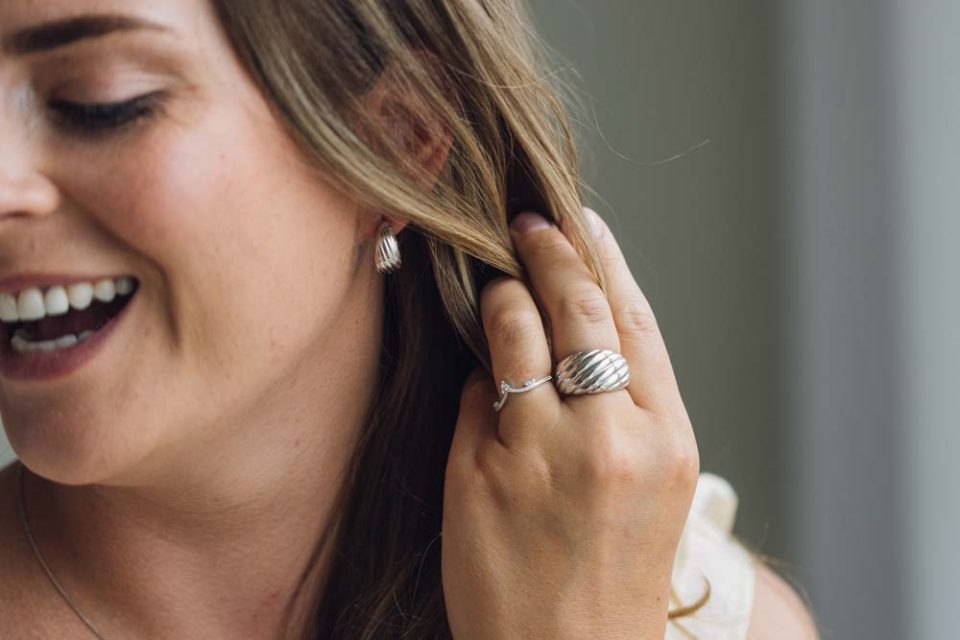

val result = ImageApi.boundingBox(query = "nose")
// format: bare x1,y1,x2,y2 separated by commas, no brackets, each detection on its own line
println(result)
0,170,60,222
0,101,61,222
0,162,60,218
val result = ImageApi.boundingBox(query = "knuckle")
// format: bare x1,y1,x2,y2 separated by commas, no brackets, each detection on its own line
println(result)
582,426,639,487
472,446,499,482
486,306,544,349
526,230,568,259
471,448,516,504
619,299,660,339
463,449,498,493
661,434,701,490
556,285,612,327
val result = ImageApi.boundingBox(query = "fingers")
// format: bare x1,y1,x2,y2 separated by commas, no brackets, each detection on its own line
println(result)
479,276,560,444
508,213,622,369
475,206,682,453
576,208,684,414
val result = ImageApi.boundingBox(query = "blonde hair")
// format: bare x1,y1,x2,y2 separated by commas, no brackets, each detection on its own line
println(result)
210,1,708,636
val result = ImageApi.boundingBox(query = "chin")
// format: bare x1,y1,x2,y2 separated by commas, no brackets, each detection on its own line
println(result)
3,412,147,487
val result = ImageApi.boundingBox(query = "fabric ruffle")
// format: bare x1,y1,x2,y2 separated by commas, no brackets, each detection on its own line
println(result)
665,472,756,639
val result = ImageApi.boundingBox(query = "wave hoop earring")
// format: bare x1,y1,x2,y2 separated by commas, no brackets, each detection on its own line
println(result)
375,221,402,274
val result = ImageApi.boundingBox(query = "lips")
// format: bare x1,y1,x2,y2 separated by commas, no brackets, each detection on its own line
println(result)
5,292,135,350
0,275,140,381
0,277,137,351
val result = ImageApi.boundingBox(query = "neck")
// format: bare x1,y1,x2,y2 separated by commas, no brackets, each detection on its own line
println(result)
17,283,383,640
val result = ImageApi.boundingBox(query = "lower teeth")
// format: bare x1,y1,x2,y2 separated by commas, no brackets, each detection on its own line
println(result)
11,329,96,353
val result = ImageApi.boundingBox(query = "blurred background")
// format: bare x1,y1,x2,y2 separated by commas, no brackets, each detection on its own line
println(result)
3,1,957,638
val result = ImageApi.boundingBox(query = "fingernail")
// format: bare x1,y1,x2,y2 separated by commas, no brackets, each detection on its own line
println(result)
510,211,552,235
585,208,603,237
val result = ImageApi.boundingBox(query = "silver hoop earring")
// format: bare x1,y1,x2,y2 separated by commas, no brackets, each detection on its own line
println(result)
375,221,402,274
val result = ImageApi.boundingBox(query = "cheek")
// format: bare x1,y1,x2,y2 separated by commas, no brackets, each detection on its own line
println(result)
63,105,360,373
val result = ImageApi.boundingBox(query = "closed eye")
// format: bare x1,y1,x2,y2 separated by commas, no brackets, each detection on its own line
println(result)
48,91,165,137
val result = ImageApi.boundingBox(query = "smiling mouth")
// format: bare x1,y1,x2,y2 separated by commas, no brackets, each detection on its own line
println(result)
0,277,139,354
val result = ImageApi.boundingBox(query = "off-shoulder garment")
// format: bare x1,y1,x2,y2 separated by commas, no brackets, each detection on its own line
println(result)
665,472,756,639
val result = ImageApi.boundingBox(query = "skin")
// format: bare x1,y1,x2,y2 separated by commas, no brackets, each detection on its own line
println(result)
442,210,703,638
0,1,818,638
443,211,819,639
0,1,397,637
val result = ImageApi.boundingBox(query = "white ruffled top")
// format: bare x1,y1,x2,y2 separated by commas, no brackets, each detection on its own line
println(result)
665,472,756,639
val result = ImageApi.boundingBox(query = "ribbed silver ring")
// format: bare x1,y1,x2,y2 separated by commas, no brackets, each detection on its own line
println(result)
554,348,631,396
375,222,401,274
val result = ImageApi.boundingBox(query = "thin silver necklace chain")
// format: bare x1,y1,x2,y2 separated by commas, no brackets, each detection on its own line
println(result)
16,461,108,640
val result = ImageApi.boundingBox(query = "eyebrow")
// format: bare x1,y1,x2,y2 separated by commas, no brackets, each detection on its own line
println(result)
1,13,173,57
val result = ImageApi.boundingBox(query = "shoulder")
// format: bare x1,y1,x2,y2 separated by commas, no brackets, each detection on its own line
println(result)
748,562,819,639
667,472,818,639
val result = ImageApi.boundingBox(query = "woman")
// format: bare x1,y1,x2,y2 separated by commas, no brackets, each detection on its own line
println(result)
0,1,817,638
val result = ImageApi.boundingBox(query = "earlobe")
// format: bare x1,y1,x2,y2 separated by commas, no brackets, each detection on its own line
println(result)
361,213,408,245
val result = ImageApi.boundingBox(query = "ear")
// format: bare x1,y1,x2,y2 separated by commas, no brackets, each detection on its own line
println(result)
360,50,456,226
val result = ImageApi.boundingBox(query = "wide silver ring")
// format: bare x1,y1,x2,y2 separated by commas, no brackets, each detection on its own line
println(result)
492,375,553,412
554,348,630,396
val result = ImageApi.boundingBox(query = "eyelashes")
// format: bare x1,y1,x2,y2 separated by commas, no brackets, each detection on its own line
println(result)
47,91,166,138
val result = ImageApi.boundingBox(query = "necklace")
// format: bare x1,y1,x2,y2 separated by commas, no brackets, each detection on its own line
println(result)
16,461,108,640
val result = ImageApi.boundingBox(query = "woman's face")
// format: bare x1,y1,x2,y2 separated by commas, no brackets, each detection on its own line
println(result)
0,1,380,484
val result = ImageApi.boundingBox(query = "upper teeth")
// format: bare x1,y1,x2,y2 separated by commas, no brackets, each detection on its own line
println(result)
0,276,135,324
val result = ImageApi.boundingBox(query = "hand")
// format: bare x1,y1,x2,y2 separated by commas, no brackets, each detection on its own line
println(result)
441,208,700,639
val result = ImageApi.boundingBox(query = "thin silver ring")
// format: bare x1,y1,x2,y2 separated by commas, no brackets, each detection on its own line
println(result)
554,348,630,396
492,375,553,412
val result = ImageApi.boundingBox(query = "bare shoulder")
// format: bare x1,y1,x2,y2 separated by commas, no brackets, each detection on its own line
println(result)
748,561,820,639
